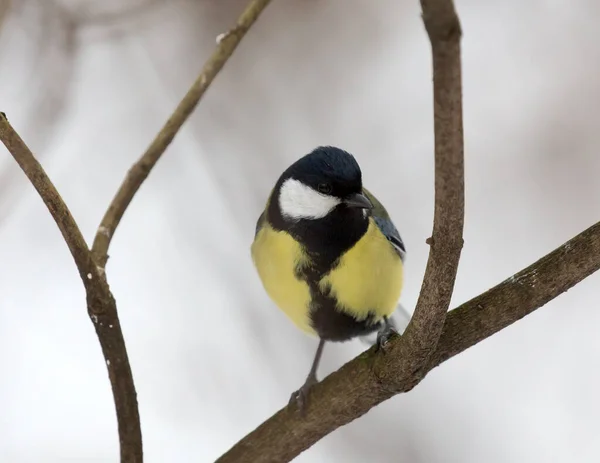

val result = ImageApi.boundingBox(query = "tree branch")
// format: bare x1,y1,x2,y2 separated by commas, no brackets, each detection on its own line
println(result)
430,221,600,367
90,0,273,268
217,221,600,463
402,0,464,373
1,1,272,461
213,1,600,461
0,113,142,462
0,113,93,280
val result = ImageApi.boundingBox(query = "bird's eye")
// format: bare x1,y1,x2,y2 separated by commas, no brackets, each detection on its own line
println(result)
317,183,332,195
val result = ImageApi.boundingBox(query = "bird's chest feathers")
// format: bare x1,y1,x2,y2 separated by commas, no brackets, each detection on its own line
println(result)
319,219,403,318
251,224,314,334
251,219,403,334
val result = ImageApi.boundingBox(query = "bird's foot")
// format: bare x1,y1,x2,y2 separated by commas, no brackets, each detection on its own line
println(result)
376,320,398,352
289,375,318,414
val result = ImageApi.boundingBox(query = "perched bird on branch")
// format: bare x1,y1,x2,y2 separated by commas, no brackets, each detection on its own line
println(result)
251,146,407,411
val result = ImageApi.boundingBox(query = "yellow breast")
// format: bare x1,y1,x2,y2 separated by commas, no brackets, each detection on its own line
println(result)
251,218,404,336
251,222,316,335
319,218,403,321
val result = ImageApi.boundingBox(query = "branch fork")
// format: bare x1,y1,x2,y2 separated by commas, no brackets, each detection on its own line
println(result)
0,1,272,461
2,1,599,462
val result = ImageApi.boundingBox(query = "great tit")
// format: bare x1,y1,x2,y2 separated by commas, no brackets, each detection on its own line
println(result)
251,146,406,410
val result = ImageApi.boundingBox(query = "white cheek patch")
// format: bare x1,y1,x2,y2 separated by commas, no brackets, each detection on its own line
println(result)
279,178,341,220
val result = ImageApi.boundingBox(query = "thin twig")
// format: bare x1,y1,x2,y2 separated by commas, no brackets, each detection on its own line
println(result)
0,113,93,280
91,0,273,268
0,113,143,462
1,1,273,460
402,0,465,374
217,220,600,463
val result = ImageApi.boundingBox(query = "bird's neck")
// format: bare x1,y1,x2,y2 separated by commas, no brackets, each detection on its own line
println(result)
269,202,369,271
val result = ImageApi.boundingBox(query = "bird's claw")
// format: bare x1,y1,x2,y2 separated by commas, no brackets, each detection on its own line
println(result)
289,376,318,414
376,324,398,352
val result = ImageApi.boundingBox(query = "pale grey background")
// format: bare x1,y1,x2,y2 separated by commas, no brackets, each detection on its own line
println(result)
1,0,599,461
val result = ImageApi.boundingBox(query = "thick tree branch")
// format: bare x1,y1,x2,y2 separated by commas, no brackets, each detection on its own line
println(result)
91,0,272,268
217,221,600,463
402,0,464,371
430,221,600,367
214,1,600,461
0,113,142,462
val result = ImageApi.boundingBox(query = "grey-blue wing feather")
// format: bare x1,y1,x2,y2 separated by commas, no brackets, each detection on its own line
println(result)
363,187,406,261
254,211,265,238
373,215,406,261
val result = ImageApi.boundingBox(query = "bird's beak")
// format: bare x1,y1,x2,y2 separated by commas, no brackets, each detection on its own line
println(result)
344,192,373,209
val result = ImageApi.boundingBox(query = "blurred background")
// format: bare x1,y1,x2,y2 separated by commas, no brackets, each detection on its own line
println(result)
1,0,600,461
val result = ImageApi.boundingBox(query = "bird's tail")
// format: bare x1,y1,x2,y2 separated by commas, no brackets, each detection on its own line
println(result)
358,303,412,346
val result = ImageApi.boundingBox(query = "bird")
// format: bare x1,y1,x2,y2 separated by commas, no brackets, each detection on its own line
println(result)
251,146,406,411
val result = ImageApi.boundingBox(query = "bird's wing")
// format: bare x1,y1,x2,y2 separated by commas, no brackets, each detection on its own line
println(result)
254,211,266,238
363,187,406,261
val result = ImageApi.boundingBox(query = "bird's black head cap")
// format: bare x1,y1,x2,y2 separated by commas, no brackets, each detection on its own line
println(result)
281,146,363,197
267,146,370,266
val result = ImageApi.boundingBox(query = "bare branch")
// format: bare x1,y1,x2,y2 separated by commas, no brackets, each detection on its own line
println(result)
214,1,597,461
430,221,600,367
0,113,142,462
217,221,600,463
0,113,93,279
1,1,273,460
91,0,273,268
402,0,465,372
